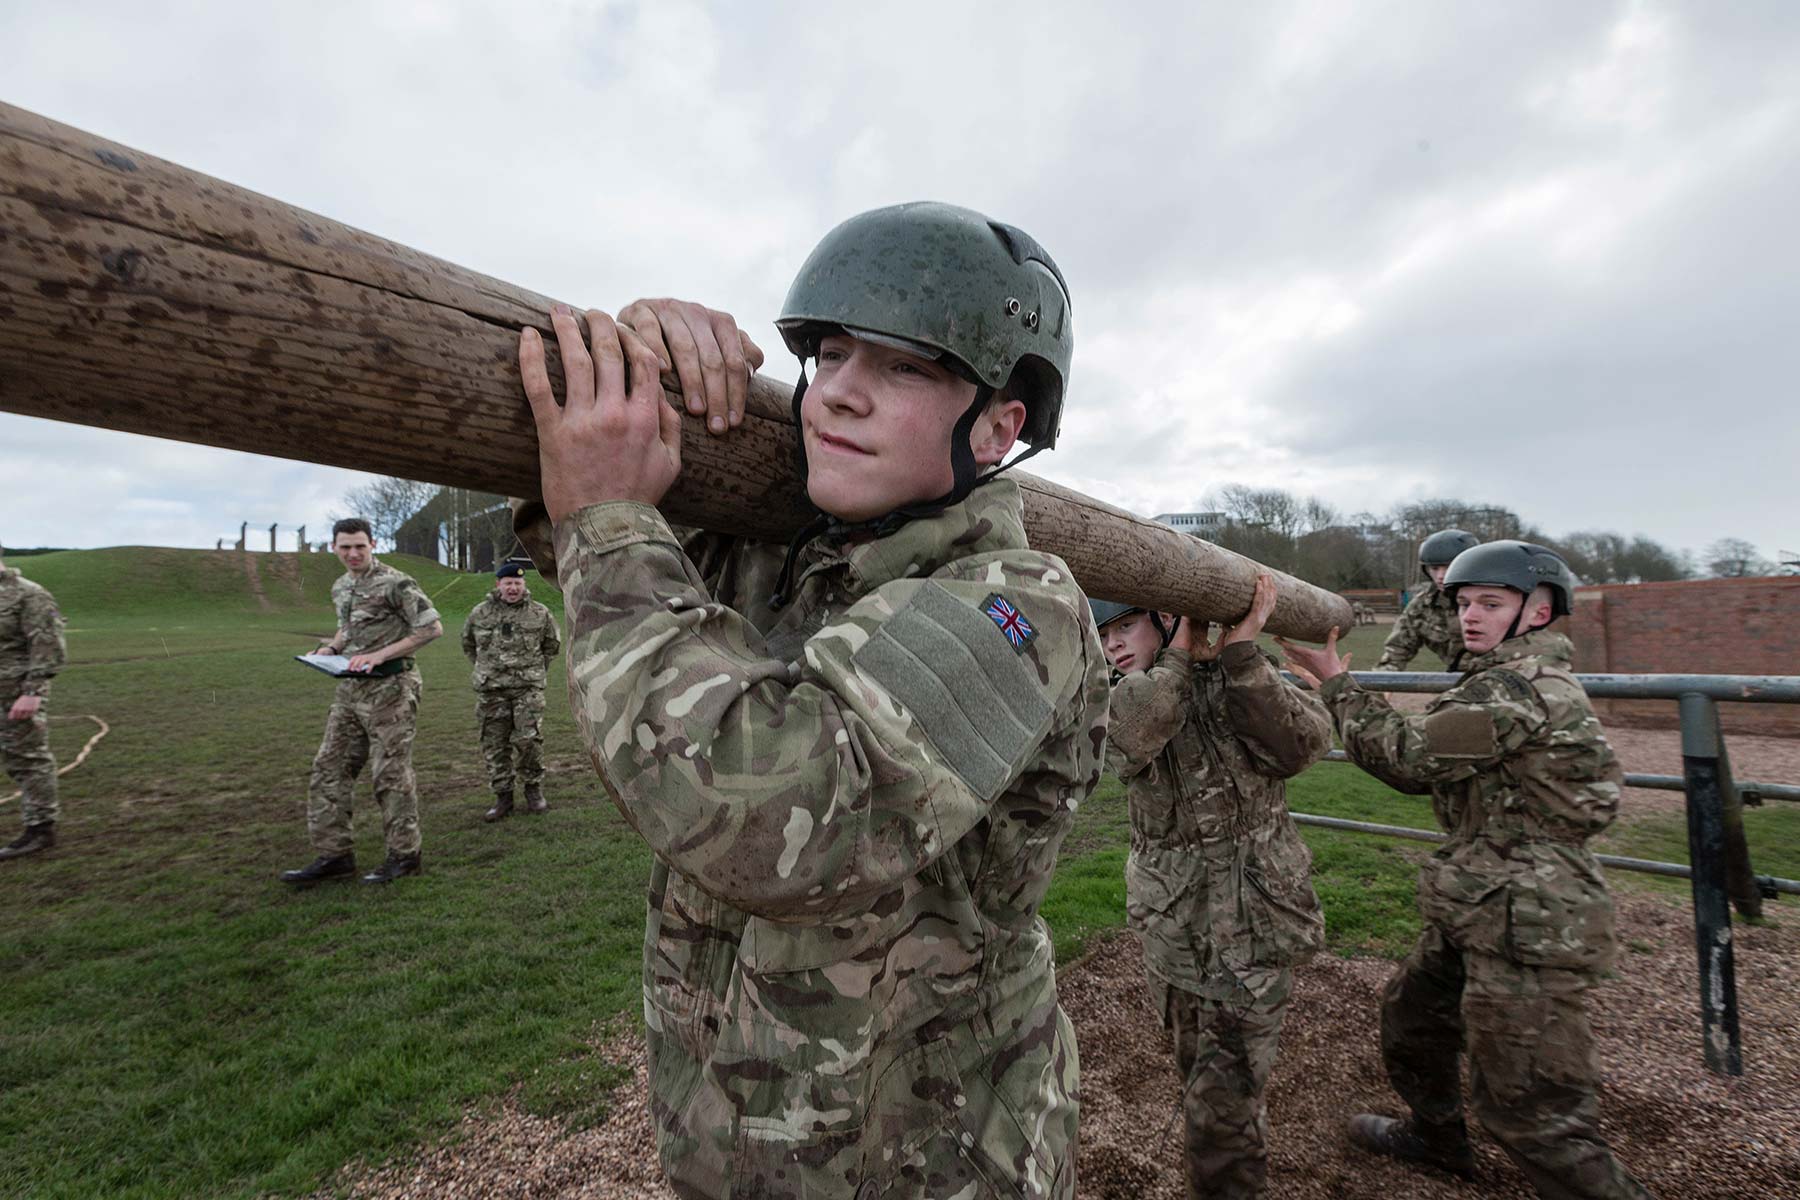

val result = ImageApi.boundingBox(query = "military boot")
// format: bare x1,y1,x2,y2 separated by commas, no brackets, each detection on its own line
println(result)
524,783,548,814
483,790,514,823
361,851,422,885
279,852,356,886
1346,1115,1476,1181
0,822,55,861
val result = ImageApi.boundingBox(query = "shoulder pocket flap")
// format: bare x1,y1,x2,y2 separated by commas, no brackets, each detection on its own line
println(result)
851,582,1055,800
1421,707,1498,759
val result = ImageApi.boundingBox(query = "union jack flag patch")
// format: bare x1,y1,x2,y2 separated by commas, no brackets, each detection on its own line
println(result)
982,593,1037,654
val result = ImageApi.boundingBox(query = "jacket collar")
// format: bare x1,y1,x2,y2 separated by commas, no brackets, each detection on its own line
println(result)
799,477,1030,599
346,558,393,584
1461,628,1572,672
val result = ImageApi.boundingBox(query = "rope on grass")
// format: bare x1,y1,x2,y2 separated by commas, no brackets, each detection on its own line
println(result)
431,574,476,600
0,713,109,805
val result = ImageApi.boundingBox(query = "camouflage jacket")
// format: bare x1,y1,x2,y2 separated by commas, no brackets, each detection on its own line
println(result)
1376,582,1464,670
1321,629,1622,974
461,589,560,691
1107,642,1330,1000
553,477,1109,1199
331,560,440,661
0,567,66,699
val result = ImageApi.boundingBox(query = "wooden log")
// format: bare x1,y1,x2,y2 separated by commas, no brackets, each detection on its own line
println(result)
0,102,1354,641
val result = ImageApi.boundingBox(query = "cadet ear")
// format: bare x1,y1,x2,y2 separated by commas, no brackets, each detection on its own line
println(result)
1523,585,1556,630
970,391,1028,468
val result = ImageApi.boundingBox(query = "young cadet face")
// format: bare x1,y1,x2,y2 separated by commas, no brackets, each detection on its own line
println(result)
1455,584,1551,653
802,334,1003,523
497,576,527,603
1425,563,1450,588
333,531,374,574
1100,611,1165,675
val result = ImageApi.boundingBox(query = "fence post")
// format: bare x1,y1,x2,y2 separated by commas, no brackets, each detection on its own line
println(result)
1714,737,1765,921
1678,692,1744,1076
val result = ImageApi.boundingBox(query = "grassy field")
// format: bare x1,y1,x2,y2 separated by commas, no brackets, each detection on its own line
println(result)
1,553,1792,1197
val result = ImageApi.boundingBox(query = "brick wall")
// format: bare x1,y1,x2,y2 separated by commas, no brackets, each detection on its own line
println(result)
1568,576,1800,735
1341,588,1403,613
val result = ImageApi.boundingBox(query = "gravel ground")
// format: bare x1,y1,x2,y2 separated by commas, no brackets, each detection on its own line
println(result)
313,892,1798,1199
1066,892,1799,1199
1604,724,1800,817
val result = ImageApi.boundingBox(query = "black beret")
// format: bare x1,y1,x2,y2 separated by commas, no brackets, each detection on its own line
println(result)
495,562,525,579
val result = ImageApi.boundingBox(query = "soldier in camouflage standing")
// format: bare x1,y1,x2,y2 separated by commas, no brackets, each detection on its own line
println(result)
461,560,560,821
0,547,67,861
514,203,1108,1198
1280,542,1651,1199
1098,573,1330,1199
281,518,443,887
1375,528,1480,670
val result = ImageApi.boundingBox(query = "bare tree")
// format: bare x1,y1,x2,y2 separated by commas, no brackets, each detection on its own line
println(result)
1705,538,1774,578
1618,536,1689,583
1167,487,1695,593
1294,525,1390,590
1210,484,1304,540
1558,531,1629,583
331,476,435,545
1300,496,1339,536
1391,499,1523,545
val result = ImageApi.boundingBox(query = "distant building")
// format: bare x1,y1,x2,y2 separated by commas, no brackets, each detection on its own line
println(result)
394,487,518,572
1153,511,1227,540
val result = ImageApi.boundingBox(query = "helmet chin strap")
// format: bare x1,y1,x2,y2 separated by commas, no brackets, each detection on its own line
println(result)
769,361,1041,609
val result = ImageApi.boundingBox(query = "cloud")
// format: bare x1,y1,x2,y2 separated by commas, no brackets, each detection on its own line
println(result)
3,1,1798,563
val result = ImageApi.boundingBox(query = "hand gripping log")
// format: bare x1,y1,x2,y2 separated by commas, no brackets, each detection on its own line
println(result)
0,102,1352,640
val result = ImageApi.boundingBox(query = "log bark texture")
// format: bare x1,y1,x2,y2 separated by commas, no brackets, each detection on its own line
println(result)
0,102,1353,640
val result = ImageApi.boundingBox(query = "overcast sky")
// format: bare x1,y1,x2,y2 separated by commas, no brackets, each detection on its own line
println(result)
3,1,1796,566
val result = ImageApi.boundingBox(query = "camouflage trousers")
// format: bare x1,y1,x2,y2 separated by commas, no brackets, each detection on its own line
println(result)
1,692,58,826
1381,925,1651,1200
1151,973,1289,1200
307,671,422,858
474,687,545,794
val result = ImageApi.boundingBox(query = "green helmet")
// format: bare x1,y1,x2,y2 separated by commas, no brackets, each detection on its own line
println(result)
1419,528,1480,576
776,201,1072,448
1443,540,1579,618
1089,599,1141,631
1088,599,1179,647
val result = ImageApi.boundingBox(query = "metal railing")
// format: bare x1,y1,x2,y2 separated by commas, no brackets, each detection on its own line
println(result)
1302,750,1799,896
1288,669,1800,1077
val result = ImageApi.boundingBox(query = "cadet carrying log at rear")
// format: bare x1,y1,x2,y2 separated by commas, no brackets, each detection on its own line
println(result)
1375,528,1480,671
1098,574,1330,1199
1281,541,1651,1199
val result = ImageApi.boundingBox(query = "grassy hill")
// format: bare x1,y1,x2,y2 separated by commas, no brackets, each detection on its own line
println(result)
16,546,506,627
14,547,560,668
